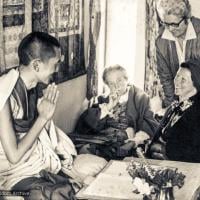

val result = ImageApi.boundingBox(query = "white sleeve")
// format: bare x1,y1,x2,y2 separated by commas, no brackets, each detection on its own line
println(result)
0,69,19,111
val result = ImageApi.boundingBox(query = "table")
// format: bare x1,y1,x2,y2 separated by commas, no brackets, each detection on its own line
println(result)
76,157,200,200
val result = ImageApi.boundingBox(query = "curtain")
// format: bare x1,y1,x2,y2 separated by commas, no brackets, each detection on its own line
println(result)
145,0,163,99
32,0,48,32
0,0,85,83
0,0,32,71
86,0,101,99
33,0,85,83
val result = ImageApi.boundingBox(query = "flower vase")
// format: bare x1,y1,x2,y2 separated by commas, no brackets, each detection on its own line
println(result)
156,186,175,200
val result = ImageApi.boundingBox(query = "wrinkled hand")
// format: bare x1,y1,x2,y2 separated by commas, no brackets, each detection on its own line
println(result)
37,83,59,121
107,92,119,110
99,92,120,118
156,108,166,117
125,131,150,146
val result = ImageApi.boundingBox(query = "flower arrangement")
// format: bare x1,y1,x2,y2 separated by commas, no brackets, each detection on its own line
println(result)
127,160,185,200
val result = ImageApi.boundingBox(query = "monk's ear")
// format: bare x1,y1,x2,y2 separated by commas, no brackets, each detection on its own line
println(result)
31,59,41,72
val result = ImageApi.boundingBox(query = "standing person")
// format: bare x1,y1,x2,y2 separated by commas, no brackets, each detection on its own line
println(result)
0,32,106,200
156,0,200,108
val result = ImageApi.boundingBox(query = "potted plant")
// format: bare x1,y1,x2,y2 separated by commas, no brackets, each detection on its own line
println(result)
127,160,185,200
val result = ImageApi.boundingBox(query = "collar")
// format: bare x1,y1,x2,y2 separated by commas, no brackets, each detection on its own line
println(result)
161,20,197,41
180,99,193,112
118,86,130,104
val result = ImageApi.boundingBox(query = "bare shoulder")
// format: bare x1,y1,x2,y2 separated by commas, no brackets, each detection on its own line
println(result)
0,100,12,122
0,100,15,138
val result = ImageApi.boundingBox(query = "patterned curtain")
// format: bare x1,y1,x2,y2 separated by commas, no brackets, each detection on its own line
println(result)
0,0,85,82
145,0,163,100
32,0,48,32
0,0,32,72
86,0,101,99
33,0,85,83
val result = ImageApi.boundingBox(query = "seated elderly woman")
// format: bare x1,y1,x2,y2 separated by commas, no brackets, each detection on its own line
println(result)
149,59,200,162
75,65,158,160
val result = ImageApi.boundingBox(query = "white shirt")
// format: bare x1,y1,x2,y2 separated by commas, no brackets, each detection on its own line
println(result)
161,20,197,63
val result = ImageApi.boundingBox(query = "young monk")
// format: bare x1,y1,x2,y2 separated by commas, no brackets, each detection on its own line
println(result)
0,32,106,199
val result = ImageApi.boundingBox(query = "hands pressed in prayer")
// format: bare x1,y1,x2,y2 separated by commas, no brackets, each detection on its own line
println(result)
0,82,60,164
37,83,59,121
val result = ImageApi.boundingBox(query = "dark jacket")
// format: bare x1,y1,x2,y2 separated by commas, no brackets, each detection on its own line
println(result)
75,85,158,138
156,17,200,107
166,92,200,162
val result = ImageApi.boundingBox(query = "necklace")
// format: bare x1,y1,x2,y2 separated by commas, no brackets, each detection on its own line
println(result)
170,99,193,127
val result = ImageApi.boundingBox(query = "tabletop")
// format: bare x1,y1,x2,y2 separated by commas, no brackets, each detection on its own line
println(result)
76,157,200,200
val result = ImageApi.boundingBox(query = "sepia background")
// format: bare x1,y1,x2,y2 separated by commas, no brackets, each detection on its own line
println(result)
0,0,200,133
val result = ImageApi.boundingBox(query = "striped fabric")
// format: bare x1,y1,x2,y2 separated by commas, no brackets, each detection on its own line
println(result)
0,118,77,190
0,71,77,190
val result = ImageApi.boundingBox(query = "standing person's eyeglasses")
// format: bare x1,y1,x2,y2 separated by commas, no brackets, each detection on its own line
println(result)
160,17,187,28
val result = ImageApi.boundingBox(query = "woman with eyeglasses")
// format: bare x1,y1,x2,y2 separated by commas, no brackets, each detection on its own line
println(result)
156,0,200,108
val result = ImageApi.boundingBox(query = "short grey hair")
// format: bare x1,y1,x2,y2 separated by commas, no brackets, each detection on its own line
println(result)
156,0,191,19
102,64,128,85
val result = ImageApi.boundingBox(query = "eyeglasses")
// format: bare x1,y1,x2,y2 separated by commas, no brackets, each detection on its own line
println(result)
160,17,186,28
